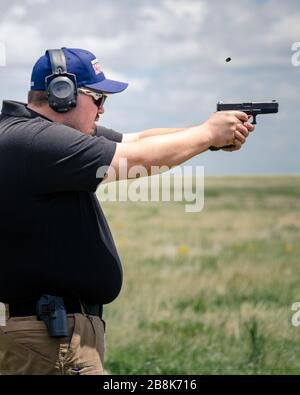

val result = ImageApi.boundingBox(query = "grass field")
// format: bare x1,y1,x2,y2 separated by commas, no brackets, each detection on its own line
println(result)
97,175,300,375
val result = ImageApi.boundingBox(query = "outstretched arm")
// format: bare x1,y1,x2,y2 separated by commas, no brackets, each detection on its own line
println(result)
103,111,254,183
122,127,188,143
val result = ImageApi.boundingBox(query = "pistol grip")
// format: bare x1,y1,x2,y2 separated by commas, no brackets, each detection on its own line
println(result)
251,114,257,125
210,144,235,151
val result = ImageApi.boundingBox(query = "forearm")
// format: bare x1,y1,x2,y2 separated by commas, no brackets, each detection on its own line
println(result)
122,127,189,143
137,127,187,140
142,127,210,169
107,124,211,181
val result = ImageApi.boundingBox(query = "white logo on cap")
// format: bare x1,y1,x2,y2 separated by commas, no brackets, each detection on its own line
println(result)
91,58,101,75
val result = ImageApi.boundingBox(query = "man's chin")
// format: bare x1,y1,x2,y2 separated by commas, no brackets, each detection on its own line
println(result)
89,123,97,135
80,124,97,135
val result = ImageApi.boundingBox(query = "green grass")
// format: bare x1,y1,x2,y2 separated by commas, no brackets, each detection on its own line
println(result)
97,176,300,374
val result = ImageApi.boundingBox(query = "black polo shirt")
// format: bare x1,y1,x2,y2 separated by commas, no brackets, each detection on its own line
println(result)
0,100,123,305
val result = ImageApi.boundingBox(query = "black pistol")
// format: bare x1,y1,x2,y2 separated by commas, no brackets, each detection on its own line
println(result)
210,100,279,151
36,294,69,337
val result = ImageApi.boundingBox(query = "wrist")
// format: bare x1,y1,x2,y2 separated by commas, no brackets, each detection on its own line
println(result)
197,124,213,149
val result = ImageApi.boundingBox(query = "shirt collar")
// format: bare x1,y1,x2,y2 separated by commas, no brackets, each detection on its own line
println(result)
1,100,53,122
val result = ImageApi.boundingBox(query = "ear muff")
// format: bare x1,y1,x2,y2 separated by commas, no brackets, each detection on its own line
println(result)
45,49,77,113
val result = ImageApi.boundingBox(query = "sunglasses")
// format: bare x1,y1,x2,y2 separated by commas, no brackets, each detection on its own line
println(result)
78,88,108,108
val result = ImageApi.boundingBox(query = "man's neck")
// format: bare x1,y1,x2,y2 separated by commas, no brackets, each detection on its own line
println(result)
26,103,61,123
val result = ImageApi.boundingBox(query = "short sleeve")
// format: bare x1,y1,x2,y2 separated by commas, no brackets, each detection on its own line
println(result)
27,123,117,194
94,125,123,142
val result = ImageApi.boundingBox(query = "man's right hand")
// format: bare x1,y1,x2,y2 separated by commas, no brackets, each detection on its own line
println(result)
203,111,254,150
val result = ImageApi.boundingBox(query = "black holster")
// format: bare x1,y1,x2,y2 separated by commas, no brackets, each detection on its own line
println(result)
36,294,69,337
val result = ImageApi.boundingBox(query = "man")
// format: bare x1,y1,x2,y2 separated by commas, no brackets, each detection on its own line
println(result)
0,47,254,375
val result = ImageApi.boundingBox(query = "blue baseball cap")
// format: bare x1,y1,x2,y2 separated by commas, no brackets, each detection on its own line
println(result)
30,47,128,94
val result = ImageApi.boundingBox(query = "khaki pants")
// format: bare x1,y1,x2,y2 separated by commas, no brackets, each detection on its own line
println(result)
0,313,105,375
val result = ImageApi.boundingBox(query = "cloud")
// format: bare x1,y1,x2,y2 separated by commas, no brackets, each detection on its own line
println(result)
138,0,208,39
266,15,300,46
0,22,44,66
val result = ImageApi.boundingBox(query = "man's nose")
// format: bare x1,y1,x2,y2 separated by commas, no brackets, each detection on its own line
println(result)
98,107,104,114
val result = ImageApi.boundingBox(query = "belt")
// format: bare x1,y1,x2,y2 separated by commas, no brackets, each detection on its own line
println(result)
8,296,103,318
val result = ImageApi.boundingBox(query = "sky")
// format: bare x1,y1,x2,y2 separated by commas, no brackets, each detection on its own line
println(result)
0,0,299,175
